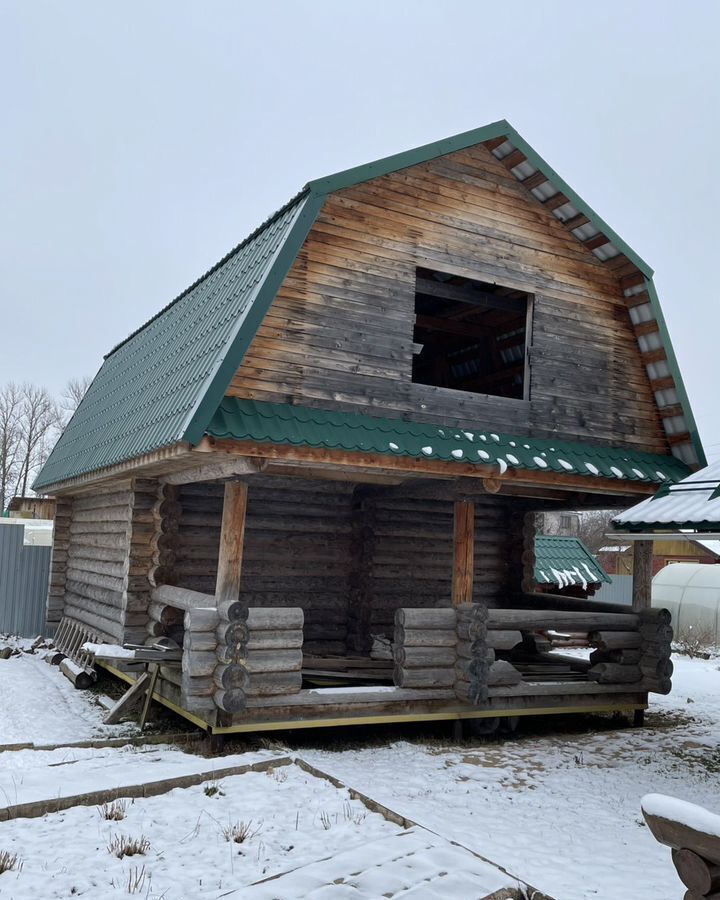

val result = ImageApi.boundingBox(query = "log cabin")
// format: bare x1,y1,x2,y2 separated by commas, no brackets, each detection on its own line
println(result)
34,120,704,735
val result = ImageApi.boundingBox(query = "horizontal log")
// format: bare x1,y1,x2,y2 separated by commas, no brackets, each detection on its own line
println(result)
487,660,523,686
488,609,639,631
213,688,246,712
60,658,94,690
182,651,217,677
394,627,457,648
183,631,216,651
213,663,250,691
394,666,455,688
640,658,674,679
152,584,215,611
641,639,672,658
245,649,303,673
395,608,457,630
590,648,642,665
487,630,523,650
393,646,455,668
245,671,302,696
589,631,642,650
246,607,304,630
246,629,304,650
639,608,672,626
639,624,674,642
181,673,214,696
217,599,249,623
588,663,642,684
184,608,219,632
644,676,672,695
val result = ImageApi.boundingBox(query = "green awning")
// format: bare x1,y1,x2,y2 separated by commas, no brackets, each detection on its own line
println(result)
207,397,689,486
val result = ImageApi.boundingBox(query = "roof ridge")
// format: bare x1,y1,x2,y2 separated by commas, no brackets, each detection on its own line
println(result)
104,188,309,360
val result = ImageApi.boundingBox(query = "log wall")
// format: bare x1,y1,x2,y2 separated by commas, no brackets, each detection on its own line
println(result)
173,477,354,655
55,479,159,644
363,494,512,642
228,143,667,453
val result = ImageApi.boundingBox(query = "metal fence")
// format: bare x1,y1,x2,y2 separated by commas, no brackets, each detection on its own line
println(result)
0,521,51,637
593,573,633,606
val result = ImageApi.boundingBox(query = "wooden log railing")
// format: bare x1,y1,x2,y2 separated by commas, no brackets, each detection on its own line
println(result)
642,793,720,899
393,608,457,689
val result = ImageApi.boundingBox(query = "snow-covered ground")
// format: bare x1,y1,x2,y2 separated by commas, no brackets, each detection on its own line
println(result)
1,649,719,898
301,655,720,900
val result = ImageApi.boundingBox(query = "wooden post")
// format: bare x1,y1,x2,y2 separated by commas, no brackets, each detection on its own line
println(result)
215,481,249,607
632,540,653,611
452,500,474,606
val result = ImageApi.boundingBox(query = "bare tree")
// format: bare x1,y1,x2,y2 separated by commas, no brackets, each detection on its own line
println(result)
0,383,22,511
16,383,59,497
59,375,92,427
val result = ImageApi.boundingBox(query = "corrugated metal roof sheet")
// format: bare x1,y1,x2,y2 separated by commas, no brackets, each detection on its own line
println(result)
34,194,316,491
33,120,703,490
613,459,720,531
207,397,689,485
534,535,610,588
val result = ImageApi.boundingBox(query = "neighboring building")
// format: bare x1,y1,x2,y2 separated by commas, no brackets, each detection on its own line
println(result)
598,540,720,577
6,496,57,521
535,535,610,598
34,120,703,734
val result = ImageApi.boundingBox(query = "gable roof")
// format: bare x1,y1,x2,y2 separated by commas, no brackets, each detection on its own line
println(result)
534,535,610,588
613,459,720,533
34,121,704,492
207,397,688,486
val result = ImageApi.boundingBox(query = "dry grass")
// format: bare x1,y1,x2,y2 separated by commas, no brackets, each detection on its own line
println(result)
126,865,147,894
98,799,127,821
203,779,224,798
107,834,150,859
222,820,261,844
0,850,22,874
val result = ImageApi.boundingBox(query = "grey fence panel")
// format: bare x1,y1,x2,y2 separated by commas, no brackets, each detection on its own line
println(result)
593,574,633,606
0,524,51,637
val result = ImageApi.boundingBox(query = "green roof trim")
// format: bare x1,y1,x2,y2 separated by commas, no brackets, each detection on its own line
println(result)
34,120,704,490
534,535,611,587
207,397,689,486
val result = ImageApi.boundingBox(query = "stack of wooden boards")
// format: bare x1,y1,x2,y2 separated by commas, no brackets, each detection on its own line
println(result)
588,608,673,693
46,617,99,689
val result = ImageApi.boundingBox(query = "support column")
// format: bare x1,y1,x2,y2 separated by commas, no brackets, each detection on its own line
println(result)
632,540,653,611
452,500,475,606
215,481,249,608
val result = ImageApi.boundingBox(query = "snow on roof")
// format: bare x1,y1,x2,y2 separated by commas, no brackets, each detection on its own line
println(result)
614,459,720,531
598,545,631,553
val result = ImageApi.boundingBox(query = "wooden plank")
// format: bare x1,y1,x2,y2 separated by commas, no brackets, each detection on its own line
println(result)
103,672,151,725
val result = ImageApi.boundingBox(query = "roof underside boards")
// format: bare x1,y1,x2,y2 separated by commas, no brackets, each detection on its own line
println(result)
34,194,321,491
206,397,689,486
534,535,611,588
613,460,720,532
33,120,704,491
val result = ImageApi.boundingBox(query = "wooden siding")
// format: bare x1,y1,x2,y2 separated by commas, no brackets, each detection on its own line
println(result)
228,143,667,453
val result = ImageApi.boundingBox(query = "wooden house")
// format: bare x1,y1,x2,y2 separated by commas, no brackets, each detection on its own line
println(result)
34,120,704,734
598,539,719,578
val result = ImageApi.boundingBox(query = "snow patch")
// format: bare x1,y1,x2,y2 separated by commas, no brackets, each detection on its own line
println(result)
506,454,520,465
497,458,508,474
421,446,433,455
388,442,399,451
451,449,464,459
585,462,600,475
558,459,573,471
533,456,548,468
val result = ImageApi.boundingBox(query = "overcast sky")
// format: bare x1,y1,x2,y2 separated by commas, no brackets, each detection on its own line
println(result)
2,1,718,460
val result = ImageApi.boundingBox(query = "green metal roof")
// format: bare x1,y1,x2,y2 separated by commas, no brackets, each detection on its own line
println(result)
34,120,703,491
34,193,324,490
534,535,610,587
207,397,689,486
